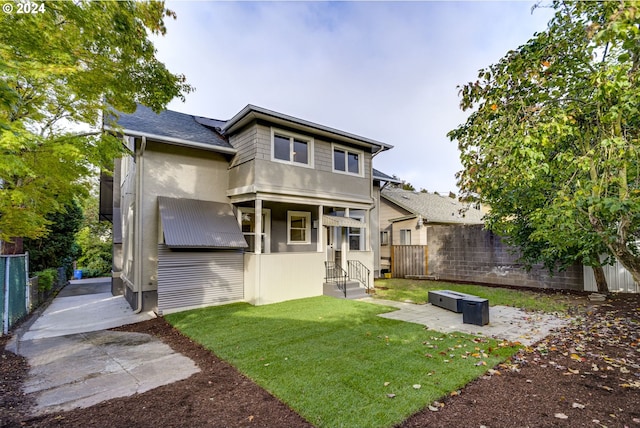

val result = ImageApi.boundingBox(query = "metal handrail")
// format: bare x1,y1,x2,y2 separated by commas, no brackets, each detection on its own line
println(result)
324,261,347,298
347,260,371,293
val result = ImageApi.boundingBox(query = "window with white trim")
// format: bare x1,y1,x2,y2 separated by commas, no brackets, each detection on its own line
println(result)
238,208,271,253
399,229,411,245
332,144,363,176
272,128,313,167
287,211,311,244
348,215,365,251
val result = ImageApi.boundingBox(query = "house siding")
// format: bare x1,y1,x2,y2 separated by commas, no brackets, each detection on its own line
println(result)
379,198,408,269
123,140,231,312
228,122,372,204
229,125,257,167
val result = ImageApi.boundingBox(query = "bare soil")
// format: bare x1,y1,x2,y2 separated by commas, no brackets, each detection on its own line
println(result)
1,293,639,428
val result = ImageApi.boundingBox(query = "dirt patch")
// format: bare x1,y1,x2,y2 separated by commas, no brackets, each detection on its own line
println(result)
1,293,639,427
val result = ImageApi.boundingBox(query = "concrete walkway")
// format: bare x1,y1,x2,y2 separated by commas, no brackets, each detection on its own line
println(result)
364,298,571,346
7,278,200,416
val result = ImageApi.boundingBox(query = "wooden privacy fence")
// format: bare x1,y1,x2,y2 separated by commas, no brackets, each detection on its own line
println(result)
391,245,428,278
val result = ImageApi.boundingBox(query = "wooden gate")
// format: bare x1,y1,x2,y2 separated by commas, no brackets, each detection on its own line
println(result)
391,245,428,278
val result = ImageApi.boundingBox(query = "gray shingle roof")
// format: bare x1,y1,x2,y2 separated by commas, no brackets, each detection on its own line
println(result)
158,197,248,249
116,105,233,151
373,169,401,183
381,187,485,225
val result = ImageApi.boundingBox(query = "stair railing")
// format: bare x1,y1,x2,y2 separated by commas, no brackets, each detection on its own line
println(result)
324,261,347,298
347,260,371,293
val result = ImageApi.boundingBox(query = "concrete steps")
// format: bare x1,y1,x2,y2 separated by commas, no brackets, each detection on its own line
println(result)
323,280,371,300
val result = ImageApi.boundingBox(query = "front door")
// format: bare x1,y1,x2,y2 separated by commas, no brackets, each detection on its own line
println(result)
326,226,345,267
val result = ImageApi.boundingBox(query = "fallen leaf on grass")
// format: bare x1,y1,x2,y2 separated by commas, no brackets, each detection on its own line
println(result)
428,405,439,412
387,394,396,399
413,384,421,389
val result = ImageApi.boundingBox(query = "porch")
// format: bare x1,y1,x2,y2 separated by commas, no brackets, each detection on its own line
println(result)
235,198,376,304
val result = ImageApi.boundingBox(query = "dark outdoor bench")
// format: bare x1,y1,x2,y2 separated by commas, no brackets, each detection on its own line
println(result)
428,290,490,326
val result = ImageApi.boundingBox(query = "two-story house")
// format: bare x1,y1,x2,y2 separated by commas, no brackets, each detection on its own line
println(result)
105,104,394,314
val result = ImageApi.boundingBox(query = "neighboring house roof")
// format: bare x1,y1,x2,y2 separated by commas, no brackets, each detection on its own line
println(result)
158,197,248,249
373,169,401,184
223,104,393,152
113,105,236,154
381,187,485,225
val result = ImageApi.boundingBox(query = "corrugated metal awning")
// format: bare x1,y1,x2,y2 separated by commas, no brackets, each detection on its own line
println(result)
322,215,366,228
158,197,248,249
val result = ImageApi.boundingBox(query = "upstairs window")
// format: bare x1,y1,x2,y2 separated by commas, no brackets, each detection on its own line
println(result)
272,129,313,167
332,144,363,176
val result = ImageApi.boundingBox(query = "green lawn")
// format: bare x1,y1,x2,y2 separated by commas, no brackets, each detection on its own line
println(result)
166,296,519,428
374,278,570,313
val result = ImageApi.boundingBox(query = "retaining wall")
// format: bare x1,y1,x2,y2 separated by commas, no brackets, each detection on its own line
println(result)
427,224,583,291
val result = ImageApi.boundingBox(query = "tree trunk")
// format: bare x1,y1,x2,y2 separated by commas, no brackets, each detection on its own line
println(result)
609,243,640,288
1,237,23,254
591,264,609,294
589,214,640,289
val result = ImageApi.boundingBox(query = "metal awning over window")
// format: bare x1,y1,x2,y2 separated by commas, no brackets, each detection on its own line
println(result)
158,197,248,249
322,215,366,228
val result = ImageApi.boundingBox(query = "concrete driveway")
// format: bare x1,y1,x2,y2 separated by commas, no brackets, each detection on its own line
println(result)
7,278,200,416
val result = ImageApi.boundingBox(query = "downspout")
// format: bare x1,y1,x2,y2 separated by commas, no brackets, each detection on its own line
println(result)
134,136,147,313
368,144,387,251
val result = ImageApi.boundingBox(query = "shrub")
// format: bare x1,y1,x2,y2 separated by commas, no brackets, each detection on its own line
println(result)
35,268,58,292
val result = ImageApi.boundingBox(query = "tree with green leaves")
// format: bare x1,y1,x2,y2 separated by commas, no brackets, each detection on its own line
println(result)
76,182,113,278
449,1,640,292
0,0,192,247
23,199,83,275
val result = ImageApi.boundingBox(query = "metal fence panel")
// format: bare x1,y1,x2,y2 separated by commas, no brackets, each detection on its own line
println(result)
0,257,5,334
584,261,639,293
2,254,29,335
8,256,27,327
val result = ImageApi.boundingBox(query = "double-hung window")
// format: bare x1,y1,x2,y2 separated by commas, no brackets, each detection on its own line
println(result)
399,229,411,245
238,208,271,253
348,215,365,251
287,211,311,244
380,231,389,246
332,144,363,176
272,129,313,167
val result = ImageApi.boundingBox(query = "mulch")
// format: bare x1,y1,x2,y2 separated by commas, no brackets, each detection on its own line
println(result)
1,293,639,428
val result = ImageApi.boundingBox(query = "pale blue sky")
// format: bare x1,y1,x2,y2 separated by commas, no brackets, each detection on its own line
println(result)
154,1,554,193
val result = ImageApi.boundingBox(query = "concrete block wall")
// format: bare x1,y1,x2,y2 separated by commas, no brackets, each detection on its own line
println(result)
427,224,583,291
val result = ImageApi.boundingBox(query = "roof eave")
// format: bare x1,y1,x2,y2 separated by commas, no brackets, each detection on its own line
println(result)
105,125,237,155
223,105,393,151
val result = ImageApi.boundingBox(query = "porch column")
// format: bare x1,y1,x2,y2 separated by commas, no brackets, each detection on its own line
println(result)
366,208,371,251
317,205,323,253
255,198,262,255
341,208,349,267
